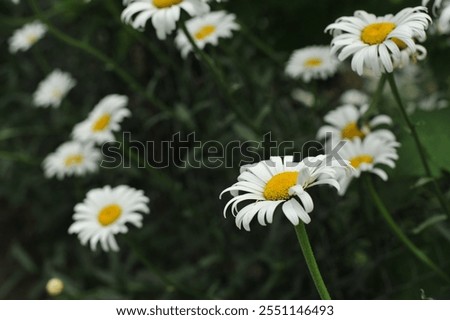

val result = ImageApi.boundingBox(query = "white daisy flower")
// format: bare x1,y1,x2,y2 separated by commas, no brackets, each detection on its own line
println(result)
33,70,76,108
121,0,209,40
43,141,101,180
11,0,20,4
285,46,340,82
436,4,450,33
220,155,350,231
317,104,395,142
69,185,150,252
423,0,445,16
72,94,130,144
291,88,315,108
340,89,369,107
175,11,239,58
334,135,399,195
8,21,47,53
325,7,431,76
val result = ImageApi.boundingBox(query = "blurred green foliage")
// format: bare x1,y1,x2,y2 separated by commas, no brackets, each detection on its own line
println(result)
1,0,450,300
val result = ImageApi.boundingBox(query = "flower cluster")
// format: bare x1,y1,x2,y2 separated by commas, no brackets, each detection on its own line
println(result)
317,103,400,195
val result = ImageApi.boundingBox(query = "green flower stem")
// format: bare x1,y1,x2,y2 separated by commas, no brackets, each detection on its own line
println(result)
294,222,332,300
236,19,283,67
386,73,449,218
359,74,387,126
28,0,171,115
179,22,260,135
103,0,175,69
365,176,450,283
124,237,204,299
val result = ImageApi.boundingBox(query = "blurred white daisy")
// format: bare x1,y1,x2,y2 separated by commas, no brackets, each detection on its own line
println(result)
121,0,209,40
423,0,445,16
220,155,350,231
69,185,150,252
72,94,130,144
33,70,76,108
334,135,399,195
43,141,101,179
317,104,395,142
9,21,47,53
285,46,339,82
291,88,315,108
325,7,431,76
175,11,239,58
340,89,369,107
11,0,20,4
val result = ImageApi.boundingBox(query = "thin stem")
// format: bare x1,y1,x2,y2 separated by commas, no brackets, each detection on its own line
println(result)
365,176,450,283
294,222,332,300
124,237,204,298
179,22,260,135
237,18,283,67
359,74,386,126
386,73,449,217
28,0,170,114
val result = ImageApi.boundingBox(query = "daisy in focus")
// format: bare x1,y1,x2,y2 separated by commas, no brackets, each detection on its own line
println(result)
285,46,339,82
9,21,47,53
69,185,150,252
333,134,400,195
220,155,351,231
175,11,239,58
43,141,101,179
317,104,395,142
33,70,76,108
325,7,431,76
121,0,209,40
72,94,130,144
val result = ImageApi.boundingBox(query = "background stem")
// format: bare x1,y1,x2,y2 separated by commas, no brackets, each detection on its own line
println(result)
365,175,450,282
386,73,449,218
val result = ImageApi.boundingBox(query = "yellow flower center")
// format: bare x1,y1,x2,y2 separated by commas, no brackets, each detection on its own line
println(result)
52,89,62,99
92,114,111,132
350,154,374,169
152,0,183,8
361,22,407,49
194,25,216,40
341,122,366,140
263,171,299,201
26,34,38,45
64,154,84,167
98,204,122,226
304,57,323,68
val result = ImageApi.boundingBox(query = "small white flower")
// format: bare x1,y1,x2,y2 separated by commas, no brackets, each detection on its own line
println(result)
340,89,369,106
69,185,150,252
436,4,450,33
11,0,20,4
285,46,339,82
291,88,315,108
9,21,47,53
121,0,209,40
175,11,239,58
33,70,76,108
334,135,400,195
317,104,395,142
43,141,101,179
72,94,131,144
325,7,431,76
220,155,350,231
